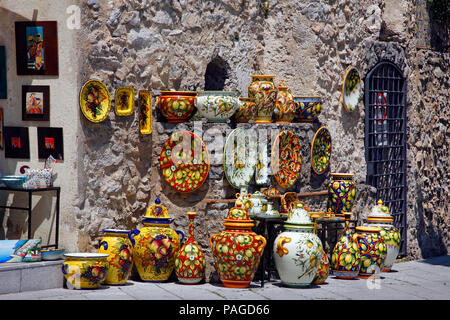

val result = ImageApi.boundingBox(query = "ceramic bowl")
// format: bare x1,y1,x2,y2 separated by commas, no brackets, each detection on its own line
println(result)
195,91,239,122
41,248,65,260
62,253,109,289
157,91,197,122
0,175,27,188
293,96,323,122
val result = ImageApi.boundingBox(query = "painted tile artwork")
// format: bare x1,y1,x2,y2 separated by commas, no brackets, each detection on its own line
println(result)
26,91,44,114
3,126,30,159
22,85,50,121
26,26,45,71
37,127,63,160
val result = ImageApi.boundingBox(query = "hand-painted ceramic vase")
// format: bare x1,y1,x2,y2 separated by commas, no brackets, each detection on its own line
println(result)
313,248,329,285
195,91,240,122
62,253,109,289
248,75,276,123
209,203,266,288
293,96,323,122
365,200,401,272
248,74,275,98
157,91,197,122
234,97,256,123
129,198,185,282
327,173,357,217
273,203,323,287
273,80,296,123
355,226,387,278
175,212,206,284
331,213,361,279
97,229,134,285
248,190,268,217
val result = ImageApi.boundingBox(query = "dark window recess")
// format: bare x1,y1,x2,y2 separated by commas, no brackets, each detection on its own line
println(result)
204,56,229,90
364,61,408,257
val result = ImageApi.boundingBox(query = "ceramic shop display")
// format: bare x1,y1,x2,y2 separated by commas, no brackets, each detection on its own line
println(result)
310,126,332,175
273,80,296,123
138,90,152,135
41,248,65,261
248,75,276,123
160,131,210,193
273,203,323,287
175,211,206,284
209,202,266,288
342,66,361,112
293,96,323,123
195,91,240,122
223,128,257,189
157,91,197,122
62,253,109,289
331,212,362,279
79,79,111,123
129,199,184,282
364,200,401,272
271,130,302,189
248,190,268,217
115,86,135,116
355,226,387,278
234,97,256,123
97,229,134,285
327,173,356,217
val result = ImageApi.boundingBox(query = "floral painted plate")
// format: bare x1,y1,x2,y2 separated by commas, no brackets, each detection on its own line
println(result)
271,130,302,189
138,90,152,135
342,66,361,112
115,86,135,116
160,131,210,193
79,79,111,123
311,126,332,175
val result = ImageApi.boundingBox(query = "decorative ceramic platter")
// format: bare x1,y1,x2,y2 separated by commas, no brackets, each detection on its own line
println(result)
311,126,332,175
223,128,257,189
139,90,152,135
115,86,135,116
271,130,302,189
79,79,111,123
160,131,210,193
342,66,361,112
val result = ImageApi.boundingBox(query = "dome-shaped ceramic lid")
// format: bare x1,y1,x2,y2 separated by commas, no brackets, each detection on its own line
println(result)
144,198,171,219
223,203,254,229
285,203,314,228
367,199,393,223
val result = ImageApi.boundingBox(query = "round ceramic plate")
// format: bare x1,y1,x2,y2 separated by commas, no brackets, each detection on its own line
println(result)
223,128,257,189
80,79,111,123
271,130,302,189
342,66,361,112
160,131,210,193
311,126,332,175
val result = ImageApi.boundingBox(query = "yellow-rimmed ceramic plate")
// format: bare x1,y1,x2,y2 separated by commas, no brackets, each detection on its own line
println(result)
342,66,361,112
115,86,135,116
311,126,332,175
138,90,152,135
79,79,111,123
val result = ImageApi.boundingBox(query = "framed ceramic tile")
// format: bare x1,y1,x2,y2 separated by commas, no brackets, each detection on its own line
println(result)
37,127,63,160
3,126,30,159
0,107,3,149
15,21,59,76
0,46,6,99
22,85,50,121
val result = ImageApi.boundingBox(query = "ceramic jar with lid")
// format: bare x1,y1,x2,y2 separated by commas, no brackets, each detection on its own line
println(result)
273,80,296,123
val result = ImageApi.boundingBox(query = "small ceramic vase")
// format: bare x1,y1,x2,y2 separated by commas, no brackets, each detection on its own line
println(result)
195,91,240,122
62,253,109,289
156,91,197,122
129,198,185,282
175,212,206,284
364,200,401,272
327,173,357,217
248,74,275,98
234,97,256,123
273,203,324,287
249,75,276,123
355,226,387,278
97,229,134,285
293,96,323,122
209,203,266,288
331,212,361,279
273,80,296,123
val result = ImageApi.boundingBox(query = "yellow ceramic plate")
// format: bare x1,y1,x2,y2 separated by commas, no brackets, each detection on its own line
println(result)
79,79,111,123
115,86,135,116
138,90,152,135
342,66,361,112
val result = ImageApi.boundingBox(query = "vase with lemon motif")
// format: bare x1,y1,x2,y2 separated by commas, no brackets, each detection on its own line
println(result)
273,80,296,123
355,226,387,278
209,202,266,288
327,173,356,217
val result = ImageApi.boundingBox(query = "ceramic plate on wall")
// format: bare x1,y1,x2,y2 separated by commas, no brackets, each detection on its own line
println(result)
342,66,361,112
271,130,302,189
160,131,210,193
115,86,135,116
138,90,152,135
311,126,332,175
79,79,111,123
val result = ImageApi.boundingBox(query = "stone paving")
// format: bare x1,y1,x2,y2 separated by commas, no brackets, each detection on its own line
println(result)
0,255,448,300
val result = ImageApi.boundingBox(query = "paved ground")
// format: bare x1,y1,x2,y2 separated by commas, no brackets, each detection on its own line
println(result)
0,255,448,300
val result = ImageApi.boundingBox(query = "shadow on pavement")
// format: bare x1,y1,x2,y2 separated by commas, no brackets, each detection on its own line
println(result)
417,255,450,267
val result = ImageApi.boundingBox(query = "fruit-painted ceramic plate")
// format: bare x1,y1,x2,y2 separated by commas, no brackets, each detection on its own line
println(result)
342,66,361,112
160,131,210,193
139,90,152,135
115,86,135,116
311,126,332,175
271,130,302,189
79,79,111,123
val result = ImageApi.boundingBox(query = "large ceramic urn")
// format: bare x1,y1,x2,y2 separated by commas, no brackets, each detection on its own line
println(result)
327,173,357,217
129,198,185,282
209,203,266,288
273,80,296,123
273,203,324,287
364,200,401,272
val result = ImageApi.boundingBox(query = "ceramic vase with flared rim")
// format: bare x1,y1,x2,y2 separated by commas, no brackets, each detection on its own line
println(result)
156,91,197,123
248,75,276,98
62,253,109,289
327,173,357,217
355,226,387,279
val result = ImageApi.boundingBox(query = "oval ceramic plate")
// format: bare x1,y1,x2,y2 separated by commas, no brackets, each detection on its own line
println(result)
271,130,302,189
79,79,111,123
342,66,361,112
115,86,135,116
223,128,257,189
311,126,332,175
160,131,210,193
138,90,152,134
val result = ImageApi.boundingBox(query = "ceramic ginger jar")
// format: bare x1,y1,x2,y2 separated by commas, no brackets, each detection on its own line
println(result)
195,91,240,122
129,198,185,282
273,203,324,287
62,253,109,289
273,80,296,123
175,212,206,284
209,203,267,288
355,226,387,278
156,91,197,122
248,75,276,123
327,173,357,217
234,97,256,123
364,200,401,272
97,229,134,285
